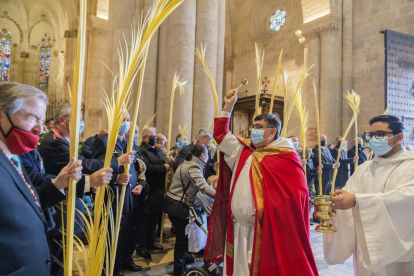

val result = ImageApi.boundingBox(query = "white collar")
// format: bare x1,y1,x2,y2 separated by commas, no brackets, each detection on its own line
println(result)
0,139,13,159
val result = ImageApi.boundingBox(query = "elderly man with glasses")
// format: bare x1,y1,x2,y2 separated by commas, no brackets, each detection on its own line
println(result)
324,115,414,276
204,89,318,276
0,83,86,276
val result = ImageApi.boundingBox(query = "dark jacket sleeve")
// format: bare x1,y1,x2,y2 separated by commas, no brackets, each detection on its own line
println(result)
313,147,334,170
141,150,167,175
332,148,354,165
35,179,66,210
80,136,96,159
173,146,188,171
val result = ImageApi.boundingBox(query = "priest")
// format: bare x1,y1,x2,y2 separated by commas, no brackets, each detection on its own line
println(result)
204,89,318,276
324,115,414,275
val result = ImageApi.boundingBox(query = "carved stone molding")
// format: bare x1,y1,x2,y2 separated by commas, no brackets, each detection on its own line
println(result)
90,27,107,37
319,23,340,36
28,15,55,44
0,11,23,43
302,29,320,40
64,30,78,38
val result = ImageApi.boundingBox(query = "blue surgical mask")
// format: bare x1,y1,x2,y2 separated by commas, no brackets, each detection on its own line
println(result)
251,129,265,145
119,122,130,135
176,138,183,147
183,140,189,146
293,141,299,148
133,134,139,144
368,135,396,156
79,121,85,135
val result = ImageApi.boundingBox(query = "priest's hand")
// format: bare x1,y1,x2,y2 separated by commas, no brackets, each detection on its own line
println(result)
331,189,356,210
223,89,237,112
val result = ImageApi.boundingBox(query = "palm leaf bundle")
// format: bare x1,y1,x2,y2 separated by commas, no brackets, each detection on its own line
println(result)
331,91,360,194
64,0,87,274
254,43,265,117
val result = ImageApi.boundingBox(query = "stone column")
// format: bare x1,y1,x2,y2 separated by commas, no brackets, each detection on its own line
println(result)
342,0,354,136
137,0,158,131
192,0,219,138
303,30,321,145
216,0,226,115
82,16,108,138
156,0,196,139
320,24,342,143
155,21,169,131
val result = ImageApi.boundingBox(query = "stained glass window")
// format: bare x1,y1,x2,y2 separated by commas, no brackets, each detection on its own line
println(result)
0,28,12,81
270,10,286,32
39,33,52,90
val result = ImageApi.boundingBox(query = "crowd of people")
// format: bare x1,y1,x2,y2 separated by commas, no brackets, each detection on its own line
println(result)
2,82,414,276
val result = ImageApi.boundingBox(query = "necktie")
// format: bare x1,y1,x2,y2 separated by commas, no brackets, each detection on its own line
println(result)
10,155,22,174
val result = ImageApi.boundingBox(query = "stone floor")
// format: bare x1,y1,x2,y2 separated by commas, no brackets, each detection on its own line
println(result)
124,217,354,276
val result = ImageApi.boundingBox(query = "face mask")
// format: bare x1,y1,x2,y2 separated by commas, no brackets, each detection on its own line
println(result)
183,140,189,146
358,144,362,149
251,129,265,145
164,141,167,147
368,135,397,156
176,138,183,147
0,113,39,155
148,135,156,146
133,134,139,144
79,121,85,135
199,153,208,164
321,140,326,147
119,121,130,135
292,141,299,149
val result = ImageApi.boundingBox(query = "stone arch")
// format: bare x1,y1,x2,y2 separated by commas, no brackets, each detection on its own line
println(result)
28,15,55,45
0,12,24,43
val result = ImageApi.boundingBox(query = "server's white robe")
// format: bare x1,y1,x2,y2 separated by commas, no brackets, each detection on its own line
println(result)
324,150,414,275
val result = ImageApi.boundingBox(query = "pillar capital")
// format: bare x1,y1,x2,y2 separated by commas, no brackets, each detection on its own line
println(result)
297,12,341,41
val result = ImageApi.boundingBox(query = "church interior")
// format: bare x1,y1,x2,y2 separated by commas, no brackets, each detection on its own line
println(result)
1,0,414,275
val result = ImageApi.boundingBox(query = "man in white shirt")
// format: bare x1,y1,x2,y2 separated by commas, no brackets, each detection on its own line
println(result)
324,115,414,276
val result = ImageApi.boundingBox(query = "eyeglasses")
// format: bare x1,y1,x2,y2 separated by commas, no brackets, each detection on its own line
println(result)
366,131,395,140
249,124,275,131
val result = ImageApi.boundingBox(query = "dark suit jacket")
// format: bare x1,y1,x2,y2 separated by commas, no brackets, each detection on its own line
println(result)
348,146,368,176
312,145,336,194
92,134,138,214
0,150,64,276
81,134,98,158
38,130,119,236
330,147,354,188
173,142,216,179
140,142,167,212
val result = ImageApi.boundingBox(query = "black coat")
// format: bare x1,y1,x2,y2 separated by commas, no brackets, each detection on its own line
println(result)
173,142,216,179
92,134,139,214
140,142,167,212
330,146,354,189
348,145,368,176
38,130,119,236
312,145,336,195
81,134,98,158
0,150,64,276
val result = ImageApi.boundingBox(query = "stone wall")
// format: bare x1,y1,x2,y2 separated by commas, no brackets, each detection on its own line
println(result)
352,0,414,138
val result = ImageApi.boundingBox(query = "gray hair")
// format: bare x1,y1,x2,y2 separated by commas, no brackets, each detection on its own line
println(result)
54,103,71,122
355,137,363,143
142,127,156,138
0,82,48,115
197,131,213,141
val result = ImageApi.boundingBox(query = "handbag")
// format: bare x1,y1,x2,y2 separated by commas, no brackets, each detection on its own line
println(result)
163,167,191,220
